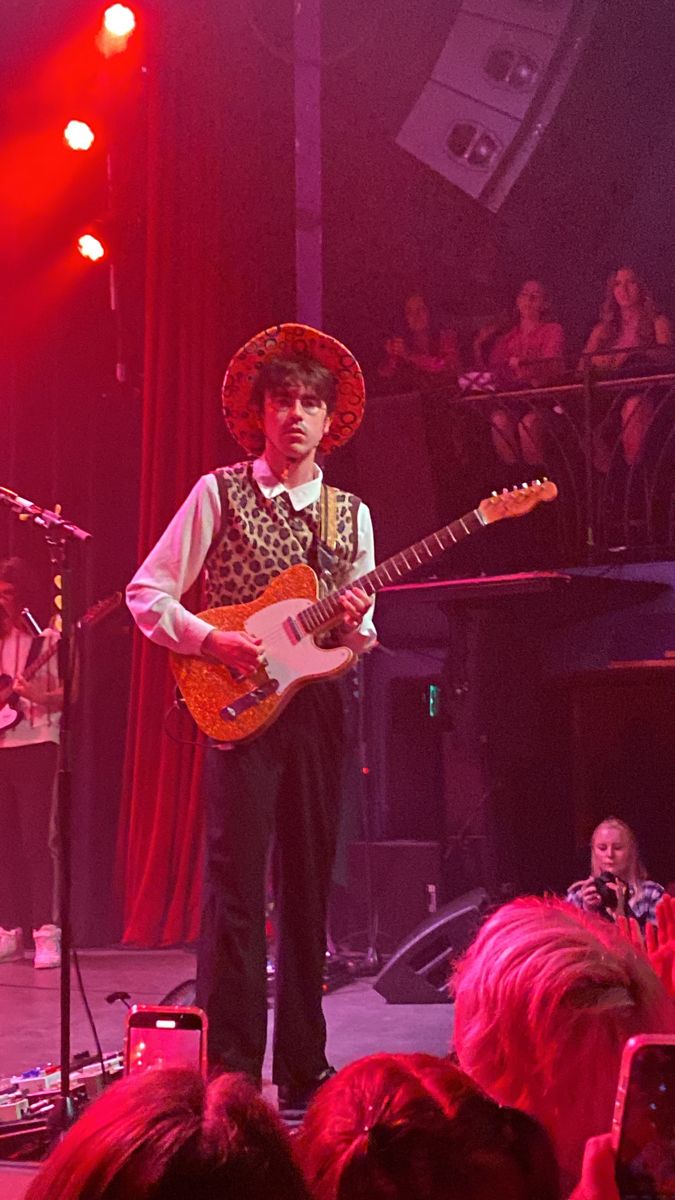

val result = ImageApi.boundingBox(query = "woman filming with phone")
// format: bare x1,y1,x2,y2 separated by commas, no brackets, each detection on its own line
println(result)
566,817,664,930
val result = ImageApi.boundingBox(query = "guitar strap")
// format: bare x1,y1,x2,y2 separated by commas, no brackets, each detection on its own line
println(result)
319,484,338,551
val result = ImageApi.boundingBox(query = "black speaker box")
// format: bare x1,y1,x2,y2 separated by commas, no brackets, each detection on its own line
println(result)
374,888,489,1004
331,840,443,954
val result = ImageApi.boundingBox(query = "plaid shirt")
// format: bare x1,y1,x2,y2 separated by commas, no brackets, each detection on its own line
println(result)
566,880,664,928
627,880,665,927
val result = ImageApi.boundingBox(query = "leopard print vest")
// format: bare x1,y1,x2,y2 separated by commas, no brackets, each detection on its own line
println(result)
204,462,361,607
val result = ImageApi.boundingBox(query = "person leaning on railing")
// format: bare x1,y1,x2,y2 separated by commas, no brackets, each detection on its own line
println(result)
579,265,673,470
473,279,566,468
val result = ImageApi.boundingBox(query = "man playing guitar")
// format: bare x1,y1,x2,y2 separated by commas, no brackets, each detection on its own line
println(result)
0,558,62,969
127,324,375,1112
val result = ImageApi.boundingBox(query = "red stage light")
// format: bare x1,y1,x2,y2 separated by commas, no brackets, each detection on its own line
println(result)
77,233,106,262
63,120,95,151
103,5,136,38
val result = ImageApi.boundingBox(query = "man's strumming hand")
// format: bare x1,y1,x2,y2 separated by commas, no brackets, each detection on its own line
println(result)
202,629,266,678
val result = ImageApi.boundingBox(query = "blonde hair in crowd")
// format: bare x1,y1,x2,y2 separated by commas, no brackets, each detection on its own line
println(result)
590,816,647,889
451,897,674,1189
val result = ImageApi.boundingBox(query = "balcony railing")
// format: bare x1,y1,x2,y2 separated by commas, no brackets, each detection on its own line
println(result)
368,366,675,566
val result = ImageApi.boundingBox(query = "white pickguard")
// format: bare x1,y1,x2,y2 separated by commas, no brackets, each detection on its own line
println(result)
0,704,20,733
244,597,353,696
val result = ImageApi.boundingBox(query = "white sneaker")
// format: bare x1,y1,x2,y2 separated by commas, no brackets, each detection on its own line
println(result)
0,928,24,963
33,924,61,970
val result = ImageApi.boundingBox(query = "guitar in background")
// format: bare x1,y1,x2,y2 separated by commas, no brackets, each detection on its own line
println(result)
0,592,122,735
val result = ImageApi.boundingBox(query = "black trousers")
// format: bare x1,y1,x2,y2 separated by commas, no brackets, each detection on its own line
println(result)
0,741,58,931
195,680,345,1087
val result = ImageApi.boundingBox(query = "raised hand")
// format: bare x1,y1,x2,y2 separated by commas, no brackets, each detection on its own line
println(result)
615,913,643,948
568,1134,619,1200
647,893,675,998
616,894,675,999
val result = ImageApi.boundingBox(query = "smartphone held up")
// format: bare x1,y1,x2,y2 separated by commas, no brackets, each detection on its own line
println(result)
613,1035,675,1200
124,1005,208,1078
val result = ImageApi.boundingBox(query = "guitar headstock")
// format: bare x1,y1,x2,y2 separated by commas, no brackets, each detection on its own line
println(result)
478,479,558,525
79,591,123,628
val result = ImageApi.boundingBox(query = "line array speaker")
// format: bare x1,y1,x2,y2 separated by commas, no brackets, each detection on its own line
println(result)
396,0,600,211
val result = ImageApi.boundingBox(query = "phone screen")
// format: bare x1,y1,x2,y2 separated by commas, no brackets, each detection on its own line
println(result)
125,1008,206,1076
616,1043,675,1200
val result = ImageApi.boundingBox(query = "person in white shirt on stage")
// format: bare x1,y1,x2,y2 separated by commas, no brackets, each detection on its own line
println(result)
127,324,375,1114
0,558,62,968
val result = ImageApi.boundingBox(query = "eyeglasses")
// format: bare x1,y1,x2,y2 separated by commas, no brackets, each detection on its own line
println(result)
266,389,326,415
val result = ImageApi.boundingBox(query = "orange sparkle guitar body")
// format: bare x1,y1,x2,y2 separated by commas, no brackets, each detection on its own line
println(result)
170,564,353,743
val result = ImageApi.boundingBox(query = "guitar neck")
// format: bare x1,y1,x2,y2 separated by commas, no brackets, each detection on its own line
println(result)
298,507,487,634
0,591,121,707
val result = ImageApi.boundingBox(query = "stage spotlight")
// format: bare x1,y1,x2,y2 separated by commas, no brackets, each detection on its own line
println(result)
64,120,95,151
103,4,136,38
98,4,137,56
77,233,106,262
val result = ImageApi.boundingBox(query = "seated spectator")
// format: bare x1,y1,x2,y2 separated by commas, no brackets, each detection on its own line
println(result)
580,266,673,468
377,292,460,392
451,897,674,1195
567,816,664,929
473,280,566,466
296,1051,560,1200
25,1067,310,1200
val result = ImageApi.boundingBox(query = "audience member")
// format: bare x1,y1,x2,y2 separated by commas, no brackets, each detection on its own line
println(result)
473,280,566,465
580,266,673,467
377,292,460,392
25,1067,310,1200
296,1050,560,1200
451,897,674,1194
567,817,663,929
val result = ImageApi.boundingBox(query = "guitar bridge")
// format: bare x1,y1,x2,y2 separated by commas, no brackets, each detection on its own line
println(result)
221,678,279,721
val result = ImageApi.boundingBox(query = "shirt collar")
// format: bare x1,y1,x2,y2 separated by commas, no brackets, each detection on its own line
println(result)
252,456,323,512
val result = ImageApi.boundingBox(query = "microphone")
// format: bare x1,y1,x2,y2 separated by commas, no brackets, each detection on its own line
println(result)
0,487,91,541
0,486,41,516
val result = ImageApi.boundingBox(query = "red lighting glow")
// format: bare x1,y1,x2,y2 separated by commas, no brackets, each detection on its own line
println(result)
63,120,95,151
77,234,106,262
103,5,136,38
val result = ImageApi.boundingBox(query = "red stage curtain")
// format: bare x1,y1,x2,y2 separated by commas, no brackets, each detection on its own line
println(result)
117,0,295,945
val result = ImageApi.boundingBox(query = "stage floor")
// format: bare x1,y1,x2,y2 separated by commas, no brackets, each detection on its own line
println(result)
0,948,453,1083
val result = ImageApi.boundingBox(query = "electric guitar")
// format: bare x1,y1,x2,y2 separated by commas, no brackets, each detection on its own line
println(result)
0,592,122,733
170,480,558,744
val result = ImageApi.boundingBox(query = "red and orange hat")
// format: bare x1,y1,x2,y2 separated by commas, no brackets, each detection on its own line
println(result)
221,323,366,455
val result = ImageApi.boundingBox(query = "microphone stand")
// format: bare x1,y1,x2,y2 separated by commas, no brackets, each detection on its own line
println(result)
0,487,91,1136
354,652,380,974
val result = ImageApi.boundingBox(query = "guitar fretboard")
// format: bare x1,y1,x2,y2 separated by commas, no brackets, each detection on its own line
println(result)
298,507,485,635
